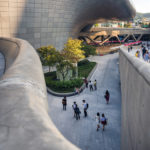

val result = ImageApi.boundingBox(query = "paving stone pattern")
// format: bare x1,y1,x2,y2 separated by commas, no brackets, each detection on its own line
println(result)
48,53,121,150
0,53,5,77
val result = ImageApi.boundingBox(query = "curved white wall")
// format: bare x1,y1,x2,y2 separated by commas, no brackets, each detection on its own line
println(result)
119,47,150,150
0,38,79,150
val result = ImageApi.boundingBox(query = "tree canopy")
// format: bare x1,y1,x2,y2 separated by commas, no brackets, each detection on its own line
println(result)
63,38,85,63
37,45,59,72
81,44,96,57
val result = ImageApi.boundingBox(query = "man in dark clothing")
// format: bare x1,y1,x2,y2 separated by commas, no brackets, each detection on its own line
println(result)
72,102,77,117
74,105,81,120
142,47,146,58
105,90,110,104
84,78,88,88
62,96,67,110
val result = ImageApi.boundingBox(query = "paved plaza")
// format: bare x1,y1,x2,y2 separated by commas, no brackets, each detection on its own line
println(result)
47,53,121,150
0,53,4,77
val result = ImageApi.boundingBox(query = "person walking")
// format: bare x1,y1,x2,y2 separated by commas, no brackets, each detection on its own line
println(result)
95,112,100,131
144,50,149,62
104,90,110,104
84,77,88,88
89,81,93,91
72,102,77,117
142,47,146,58
128,46,130,52
135,51,139,57
101,113,107,131
94,80,97,90
74,105,81,120
82,100,88,117
62,96,67,110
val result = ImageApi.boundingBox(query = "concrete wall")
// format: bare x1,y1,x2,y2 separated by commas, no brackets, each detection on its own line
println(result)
0,0,135,49
0,37,79,150
119,47,150,150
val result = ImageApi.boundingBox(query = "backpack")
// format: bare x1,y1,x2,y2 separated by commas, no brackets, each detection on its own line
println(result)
86,103,89,109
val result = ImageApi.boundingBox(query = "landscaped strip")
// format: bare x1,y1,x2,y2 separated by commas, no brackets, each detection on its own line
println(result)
45,60,97,97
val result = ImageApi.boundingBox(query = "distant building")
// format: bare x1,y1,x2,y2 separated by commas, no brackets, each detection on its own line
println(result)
93,21,128,28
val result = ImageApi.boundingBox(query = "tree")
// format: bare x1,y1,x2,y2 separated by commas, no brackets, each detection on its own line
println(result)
94,24,99,27
37,45,58,72
63,38,85,63
56,60,74,81
62,38,85,78
81,44,96,57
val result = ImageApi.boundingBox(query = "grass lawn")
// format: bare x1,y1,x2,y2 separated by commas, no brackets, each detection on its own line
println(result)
78,62,96,78
45,60,96,93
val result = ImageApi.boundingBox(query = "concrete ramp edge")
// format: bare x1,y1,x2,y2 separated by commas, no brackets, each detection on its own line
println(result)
0,37,79,150
119,47,150,150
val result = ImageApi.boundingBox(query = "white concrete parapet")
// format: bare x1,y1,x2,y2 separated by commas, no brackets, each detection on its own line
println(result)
0,38,79,150
119,47,150,150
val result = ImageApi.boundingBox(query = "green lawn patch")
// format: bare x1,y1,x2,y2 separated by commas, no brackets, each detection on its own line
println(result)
78,60,96,78
44,59,96,93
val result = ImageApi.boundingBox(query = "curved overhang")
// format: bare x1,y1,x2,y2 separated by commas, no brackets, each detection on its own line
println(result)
0,0,135,49
72,0,136,35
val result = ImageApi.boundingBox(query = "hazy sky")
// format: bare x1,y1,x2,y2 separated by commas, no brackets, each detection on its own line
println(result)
132,0,150,13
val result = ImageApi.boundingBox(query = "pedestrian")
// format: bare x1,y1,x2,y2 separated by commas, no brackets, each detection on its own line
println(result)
130,46,133,51
137,50,140,58
72,102,77,118
74,87,80,94
142,47,146,58
62,96,67,110
148,52,150,63
101,113,107,131
135,51,138,57
104,90,110,104
74,105,81,120
95,112,100,131
94,80,97,90
89,81,93,91
144,50,149,62
128,46,130,52
84,77,88,88
82,100,89,117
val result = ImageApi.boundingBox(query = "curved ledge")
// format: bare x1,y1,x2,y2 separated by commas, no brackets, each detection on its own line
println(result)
120,46,150,85
0,52,5,77
0,38,79,150
119,46,150,150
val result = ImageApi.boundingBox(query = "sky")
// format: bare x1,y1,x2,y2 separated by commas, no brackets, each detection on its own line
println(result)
132,0,150,13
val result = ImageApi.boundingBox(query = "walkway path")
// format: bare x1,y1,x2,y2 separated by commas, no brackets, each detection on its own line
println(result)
47,53,121,150
0,53,5,77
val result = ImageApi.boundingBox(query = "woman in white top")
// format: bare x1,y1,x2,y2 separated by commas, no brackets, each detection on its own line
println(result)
95,112,100,131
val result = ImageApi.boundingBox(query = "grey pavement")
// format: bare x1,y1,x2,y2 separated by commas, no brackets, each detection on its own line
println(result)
47,53,121,150
0,53,5,77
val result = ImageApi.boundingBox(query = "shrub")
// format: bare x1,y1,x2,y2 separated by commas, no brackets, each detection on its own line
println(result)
81,44,96,57
78,59,89,66
45,75,83,92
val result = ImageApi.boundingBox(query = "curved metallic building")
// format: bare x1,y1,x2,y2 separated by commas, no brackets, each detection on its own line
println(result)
0,0,135,49
0,1,135,150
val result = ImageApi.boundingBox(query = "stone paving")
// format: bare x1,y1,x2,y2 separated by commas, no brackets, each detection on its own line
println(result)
47,53,121,150
0,53,5,77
